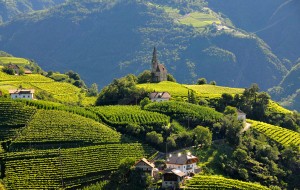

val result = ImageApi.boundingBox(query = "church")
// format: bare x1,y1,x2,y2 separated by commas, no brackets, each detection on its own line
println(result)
151,47,168,82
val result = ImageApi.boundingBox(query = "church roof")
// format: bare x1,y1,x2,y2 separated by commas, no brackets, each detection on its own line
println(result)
156,64,167,73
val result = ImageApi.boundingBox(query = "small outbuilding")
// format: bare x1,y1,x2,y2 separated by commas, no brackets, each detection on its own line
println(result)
149,92,171,102
162,168,185,189
237,109,246,122
9,89,35,100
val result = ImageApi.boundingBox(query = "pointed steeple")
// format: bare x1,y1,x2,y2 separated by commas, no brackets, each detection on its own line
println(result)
151,46,158,71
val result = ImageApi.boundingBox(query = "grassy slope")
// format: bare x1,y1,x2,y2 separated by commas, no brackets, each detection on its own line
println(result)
148,3,221,31
137,81,244,99
0,57,30,65
0,69,96,105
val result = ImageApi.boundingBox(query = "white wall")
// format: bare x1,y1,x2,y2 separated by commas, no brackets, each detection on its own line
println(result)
11,93,34,100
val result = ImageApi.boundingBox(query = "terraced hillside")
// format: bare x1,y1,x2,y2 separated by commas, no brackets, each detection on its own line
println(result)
0,69,96,105
145,101,223,127
137,81,245,99
3,143,153,190
0,56,30,66
248,120,300,147
186,84,244,98
0,100,36,141
184,175,270,190
0,100,155,190
10,109,122,150
90,105,170,126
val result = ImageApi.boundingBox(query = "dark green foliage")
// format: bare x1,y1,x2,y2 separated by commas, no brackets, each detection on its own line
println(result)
137,70,151,84
87,83,98,97
140,97,151,109
2,66,15,75
146,131,163,147
145,101,223,128
188,90,197,104
96,74,147,105
167,73,176,82
193,126,212,148
197,78,207,85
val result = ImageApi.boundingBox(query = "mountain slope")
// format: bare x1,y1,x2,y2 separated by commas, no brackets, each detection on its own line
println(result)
0,0,287,90
0,0,66,23
207,0,300,62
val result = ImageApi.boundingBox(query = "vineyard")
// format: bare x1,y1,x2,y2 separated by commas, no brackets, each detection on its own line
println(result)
185,84,244,99
0,101,36,141
248,119,300,146
144,101,223,127
90,105,170,126
11,109,122,150
267,100,293,114
183,175,270,190
0,70,95,105
3,143,154,190
17,99,100,121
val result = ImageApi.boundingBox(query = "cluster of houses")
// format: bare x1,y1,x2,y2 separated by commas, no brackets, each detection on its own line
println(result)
134,152,200,189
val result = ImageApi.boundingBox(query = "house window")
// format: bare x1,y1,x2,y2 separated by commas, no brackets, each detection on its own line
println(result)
28,95,30,98
23,95,25,98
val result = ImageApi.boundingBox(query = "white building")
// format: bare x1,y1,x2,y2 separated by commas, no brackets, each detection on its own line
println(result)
149,92,171,102
9,89,35,100
166,153,200,176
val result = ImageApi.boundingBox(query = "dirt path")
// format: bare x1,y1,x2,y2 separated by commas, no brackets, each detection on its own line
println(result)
241,122,251,133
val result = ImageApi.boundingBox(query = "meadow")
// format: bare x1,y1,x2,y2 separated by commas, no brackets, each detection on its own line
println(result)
0,57,30,65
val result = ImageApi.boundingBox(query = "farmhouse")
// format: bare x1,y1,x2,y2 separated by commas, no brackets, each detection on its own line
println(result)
237,109,246,122
162,168,185,189
166,153,200,176
134,158,156,177
9,89,35,100
149,92,171,102
151,47,167,82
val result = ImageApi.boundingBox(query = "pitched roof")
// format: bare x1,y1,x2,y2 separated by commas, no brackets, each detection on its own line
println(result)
157,64,167,73
163,168,185,177
134,158,155,168
149,92,171,99
9,89,35,94
237,109,246,116
166,153,199,165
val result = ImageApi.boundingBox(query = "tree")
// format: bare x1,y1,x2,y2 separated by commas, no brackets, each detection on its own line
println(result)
2,66,15,75
167,73,176,82
209,81,217,85
87,83,98,96
188,90,197,104
224,106,237,116
146,131,163,146
197,78,207,85
140,97,151,109
18,67,25,75
137,70,151,84
96,74,147,105
193,126,212,148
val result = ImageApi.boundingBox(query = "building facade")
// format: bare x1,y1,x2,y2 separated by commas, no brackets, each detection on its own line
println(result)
9,89,35,100
166,153,200,176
